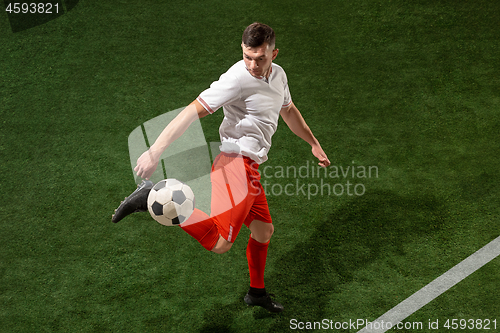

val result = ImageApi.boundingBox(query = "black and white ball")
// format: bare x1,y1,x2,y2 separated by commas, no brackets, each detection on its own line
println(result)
147,179,195,226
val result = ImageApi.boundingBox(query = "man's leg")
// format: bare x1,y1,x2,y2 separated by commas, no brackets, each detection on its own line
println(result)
247,220,274,288
179,208,221,251
211,235,233,254
244,220,283,312
181,153,248,253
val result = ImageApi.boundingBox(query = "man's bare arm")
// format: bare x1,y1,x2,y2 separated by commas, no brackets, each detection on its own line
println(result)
280,102,330,167
134,99,209,179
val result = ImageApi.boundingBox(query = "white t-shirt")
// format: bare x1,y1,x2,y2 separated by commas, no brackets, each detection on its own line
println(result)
197,60,292,164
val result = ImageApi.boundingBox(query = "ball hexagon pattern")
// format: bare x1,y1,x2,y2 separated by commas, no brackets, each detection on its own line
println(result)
147,179,195,226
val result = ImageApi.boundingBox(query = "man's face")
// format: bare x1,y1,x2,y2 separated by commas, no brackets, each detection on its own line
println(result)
241,42,279,78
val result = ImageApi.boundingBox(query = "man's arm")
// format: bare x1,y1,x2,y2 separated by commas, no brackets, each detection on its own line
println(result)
134,99,209,179
280,102,330,167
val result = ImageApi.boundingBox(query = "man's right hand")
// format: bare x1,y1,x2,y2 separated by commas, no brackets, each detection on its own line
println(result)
134,149,160,180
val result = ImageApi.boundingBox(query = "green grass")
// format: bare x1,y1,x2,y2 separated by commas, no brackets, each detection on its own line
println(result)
1,0,499,332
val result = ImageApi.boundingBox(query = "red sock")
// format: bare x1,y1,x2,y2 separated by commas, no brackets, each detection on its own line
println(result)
180,208,219,251
246,236,269,289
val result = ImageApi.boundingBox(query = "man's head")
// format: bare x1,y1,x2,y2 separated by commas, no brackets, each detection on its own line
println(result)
241,22,279,79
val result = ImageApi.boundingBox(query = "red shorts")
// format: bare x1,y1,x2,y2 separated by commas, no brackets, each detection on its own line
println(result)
210,152,272,243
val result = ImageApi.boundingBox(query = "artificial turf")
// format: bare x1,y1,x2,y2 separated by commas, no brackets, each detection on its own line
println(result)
1,0,499,332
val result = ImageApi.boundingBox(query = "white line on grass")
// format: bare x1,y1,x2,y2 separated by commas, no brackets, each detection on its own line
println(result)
357,235,500,333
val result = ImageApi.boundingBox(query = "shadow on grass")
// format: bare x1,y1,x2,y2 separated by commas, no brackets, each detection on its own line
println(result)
267,190,448,331
198,296,282,332
198,302,242,333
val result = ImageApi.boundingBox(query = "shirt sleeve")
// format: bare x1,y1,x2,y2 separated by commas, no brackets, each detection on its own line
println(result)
282,80,292,108
197,72,241,114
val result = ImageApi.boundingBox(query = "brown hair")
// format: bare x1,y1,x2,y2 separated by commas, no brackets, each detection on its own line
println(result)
242,22,275,49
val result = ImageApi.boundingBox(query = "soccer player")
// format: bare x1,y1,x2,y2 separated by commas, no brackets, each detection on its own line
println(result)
112,22,330,313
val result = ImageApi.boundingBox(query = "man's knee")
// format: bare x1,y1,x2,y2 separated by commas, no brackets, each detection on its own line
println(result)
251,222,274,243
263,223,274,242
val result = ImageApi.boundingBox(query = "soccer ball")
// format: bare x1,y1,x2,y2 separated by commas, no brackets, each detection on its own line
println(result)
147,179,195,226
